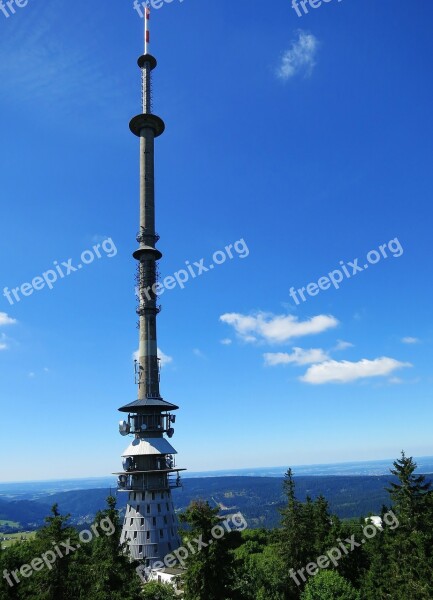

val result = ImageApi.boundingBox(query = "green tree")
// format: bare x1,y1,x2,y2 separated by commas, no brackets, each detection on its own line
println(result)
387,451,431,530
362,453,433,599
311,496,333,556
232,530,285,600
300,570,360,600
28,504,79,600
85,496,142,600
335,518,369,590
179,501,234,600
141,581,177,599
279,469,310,598
279,470,339,599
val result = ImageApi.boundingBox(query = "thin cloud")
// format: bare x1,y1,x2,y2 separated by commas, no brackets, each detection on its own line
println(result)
133,348,173,368
401,337,420,344
388,376,420,386
0,7,127,119
264,347,330,367
301,357,412,385
220,312,338,344
277,31,319,81
0,313,16,350
334,340,354,351
0,334,8,351
0,313,17,327
158,349,173,367
220,338,232,346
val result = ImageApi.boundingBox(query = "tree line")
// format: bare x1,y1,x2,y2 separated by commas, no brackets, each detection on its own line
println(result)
1,452,432,599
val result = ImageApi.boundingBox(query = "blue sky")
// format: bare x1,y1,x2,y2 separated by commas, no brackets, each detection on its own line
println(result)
0,0,432,482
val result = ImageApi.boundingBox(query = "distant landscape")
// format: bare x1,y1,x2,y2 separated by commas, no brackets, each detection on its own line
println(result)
1,457,433,535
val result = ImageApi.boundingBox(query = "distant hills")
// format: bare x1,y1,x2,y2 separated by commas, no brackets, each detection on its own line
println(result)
2,457,433,533
186,456,433,478
3,456,433,499
2,473,433,533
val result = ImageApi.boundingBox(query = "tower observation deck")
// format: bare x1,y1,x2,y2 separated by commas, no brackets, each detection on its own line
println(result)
116,8,185,568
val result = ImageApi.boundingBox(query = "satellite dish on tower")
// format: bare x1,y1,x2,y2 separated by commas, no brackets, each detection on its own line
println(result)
123,457,134,471
119,420,131,436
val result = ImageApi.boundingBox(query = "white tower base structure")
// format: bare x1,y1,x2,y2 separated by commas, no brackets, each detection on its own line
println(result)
116,431,184,564
115,8,185,569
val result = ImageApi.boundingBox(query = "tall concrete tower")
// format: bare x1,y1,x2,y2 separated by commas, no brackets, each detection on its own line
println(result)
116,8,184,568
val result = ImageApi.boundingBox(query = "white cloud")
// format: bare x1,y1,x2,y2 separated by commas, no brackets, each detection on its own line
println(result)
401,337,420,344
193,348,205,359
133,348,173,368
220,312,338,344
0,313,17,327
158,349,173,367
334,340,354,351
301,357,412,385
277,31,319,81
0,315,16,350
0,334,7,351
220,338,232,346
264,347,330,367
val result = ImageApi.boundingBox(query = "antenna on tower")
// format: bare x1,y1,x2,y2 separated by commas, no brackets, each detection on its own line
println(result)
144,4,150,55
140,4,153,114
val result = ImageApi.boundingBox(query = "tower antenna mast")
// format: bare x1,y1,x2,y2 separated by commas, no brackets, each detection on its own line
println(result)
144,4,150,55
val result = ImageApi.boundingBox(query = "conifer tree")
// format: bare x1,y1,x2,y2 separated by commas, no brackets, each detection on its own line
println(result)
30,504,79,600
179,500,234,600
279,469,312,599
387,451,431,530
84,496,142,600
363,452,433,599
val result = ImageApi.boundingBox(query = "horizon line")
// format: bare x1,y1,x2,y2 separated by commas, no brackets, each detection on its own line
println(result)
2,454,433,485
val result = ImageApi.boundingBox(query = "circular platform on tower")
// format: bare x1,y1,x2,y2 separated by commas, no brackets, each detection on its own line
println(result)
133,246,163,261
129,114,165,137
138,54,157,70
119,397,179,413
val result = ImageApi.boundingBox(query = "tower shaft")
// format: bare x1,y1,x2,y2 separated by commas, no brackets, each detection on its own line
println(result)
132,55,164,401
137,123,159,400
